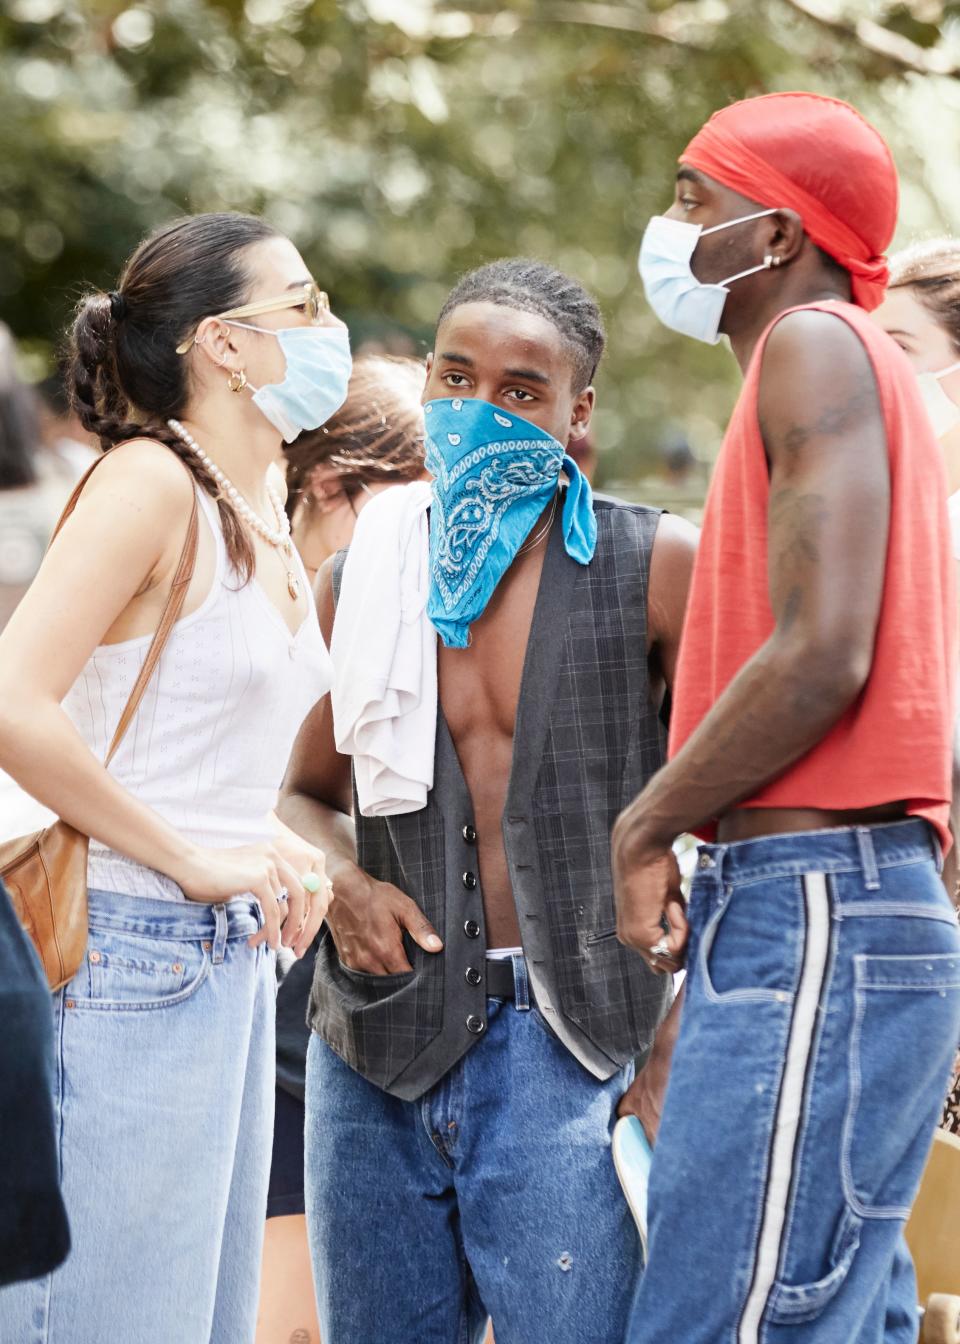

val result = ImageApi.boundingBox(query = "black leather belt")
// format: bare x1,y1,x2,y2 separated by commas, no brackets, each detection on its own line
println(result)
484,956,517,999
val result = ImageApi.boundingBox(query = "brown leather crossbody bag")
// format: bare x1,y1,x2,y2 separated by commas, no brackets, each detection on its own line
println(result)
0,451,199,990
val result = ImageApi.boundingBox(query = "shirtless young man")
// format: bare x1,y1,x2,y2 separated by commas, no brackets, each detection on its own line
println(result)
615,93,960,1343
280,259,697,1344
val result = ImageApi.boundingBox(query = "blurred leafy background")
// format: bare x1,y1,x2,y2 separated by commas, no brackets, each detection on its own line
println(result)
3,0,960,501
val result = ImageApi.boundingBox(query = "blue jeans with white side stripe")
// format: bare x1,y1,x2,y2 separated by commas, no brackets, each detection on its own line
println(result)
629,819,960,1344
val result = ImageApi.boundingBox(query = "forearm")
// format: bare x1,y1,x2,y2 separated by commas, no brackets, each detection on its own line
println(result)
944,745,960,908
277,787,358,882
0,701,192,874
648,980,684,1065
625,636,863,846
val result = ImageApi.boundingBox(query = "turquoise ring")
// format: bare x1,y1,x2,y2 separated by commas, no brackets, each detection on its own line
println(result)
301,872,323,895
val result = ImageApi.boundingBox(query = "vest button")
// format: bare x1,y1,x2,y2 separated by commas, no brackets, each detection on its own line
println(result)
466,1014,485,1035
464,919,480,939
465,966,482,986
462,870,478,891
462,824,477,844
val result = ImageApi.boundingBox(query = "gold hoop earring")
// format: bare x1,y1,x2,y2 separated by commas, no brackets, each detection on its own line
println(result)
227,369,247,393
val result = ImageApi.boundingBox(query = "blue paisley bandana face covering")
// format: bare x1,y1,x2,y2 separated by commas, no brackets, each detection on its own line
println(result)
423,397,597,648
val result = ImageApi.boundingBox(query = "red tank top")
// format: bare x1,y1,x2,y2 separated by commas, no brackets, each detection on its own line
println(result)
669,301,956,849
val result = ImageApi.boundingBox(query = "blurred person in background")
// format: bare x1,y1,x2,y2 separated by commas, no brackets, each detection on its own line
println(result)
255,353,427,1344
0,322,56,632
0,211,338,1344
875,237,960,1136
0,324,61,838
36,366,98,486
285,353,427,583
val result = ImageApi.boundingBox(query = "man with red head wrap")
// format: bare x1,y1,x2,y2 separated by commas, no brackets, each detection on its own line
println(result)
614,94,960,1342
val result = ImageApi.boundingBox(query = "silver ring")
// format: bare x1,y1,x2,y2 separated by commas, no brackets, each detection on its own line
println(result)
278,887,289,904
648,936,670,959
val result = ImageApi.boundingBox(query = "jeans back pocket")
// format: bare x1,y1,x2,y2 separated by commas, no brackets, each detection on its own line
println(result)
843,950,960,1218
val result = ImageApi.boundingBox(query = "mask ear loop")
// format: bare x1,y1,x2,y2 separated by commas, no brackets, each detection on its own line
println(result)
717,254,778,288
933,359,960,381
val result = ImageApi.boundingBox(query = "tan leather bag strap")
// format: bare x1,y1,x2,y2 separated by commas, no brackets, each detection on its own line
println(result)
49,444,201,768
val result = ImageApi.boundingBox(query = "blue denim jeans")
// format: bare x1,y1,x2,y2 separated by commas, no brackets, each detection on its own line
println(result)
629,820,960,1344
305,955,641,1344
0,890,276,1344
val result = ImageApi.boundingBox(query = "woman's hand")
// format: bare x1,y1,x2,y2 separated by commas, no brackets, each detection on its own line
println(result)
170,840,329,957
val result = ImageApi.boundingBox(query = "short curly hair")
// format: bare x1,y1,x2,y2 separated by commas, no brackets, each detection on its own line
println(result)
436,258,605,391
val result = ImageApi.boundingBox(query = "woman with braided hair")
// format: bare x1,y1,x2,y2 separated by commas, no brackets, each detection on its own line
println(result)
0,212,348,1343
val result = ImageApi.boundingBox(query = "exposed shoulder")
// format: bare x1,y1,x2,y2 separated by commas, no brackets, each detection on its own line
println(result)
652,511,699,565
762,306,875,380
79,438,196,521
758,308,881,458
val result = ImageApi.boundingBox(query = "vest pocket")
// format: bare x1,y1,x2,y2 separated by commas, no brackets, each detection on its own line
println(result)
336,958,415,995
765,1204,862,1324
585,926,619,947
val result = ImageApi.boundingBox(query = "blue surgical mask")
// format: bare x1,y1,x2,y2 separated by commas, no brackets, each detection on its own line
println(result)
638,209,781,344
424,397,596,649
226,321,352,442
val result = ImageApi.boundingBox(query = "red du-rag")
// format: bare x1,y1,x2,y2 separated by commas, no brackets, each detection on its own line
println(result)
681,92,899,312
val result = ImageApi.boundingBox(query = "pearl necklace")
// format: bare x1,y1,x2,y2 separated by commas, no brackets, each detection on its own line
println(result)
167,418,301,600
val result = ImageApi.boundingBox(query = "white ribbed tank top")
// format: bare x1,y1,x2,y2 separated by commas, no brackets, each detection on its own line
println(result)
62,487,332,900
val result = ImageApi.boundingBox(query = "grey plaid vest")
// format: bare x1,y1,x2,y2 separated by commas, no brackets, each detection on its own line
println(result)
308,498,672,1099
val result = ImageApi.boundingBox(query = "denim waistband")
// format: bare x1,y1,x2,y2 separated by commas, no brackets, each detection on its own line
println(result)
698,818,941,885
87,888,263,940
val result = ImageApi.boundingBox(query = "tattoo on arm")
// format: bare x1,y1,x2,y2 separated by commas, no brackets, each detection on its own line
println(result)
770,371,877,460
769,488,829,627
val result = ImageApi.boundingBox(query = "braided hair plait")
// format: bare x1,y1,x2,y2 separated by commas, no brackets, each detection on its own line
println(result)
67,212,282,581
436,258,606,391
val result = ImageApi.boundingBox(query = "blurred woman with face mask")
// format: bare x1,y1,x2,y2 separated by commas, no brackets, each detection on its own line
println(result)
285,354,428,584
876,239,960,553
875,238,960,1135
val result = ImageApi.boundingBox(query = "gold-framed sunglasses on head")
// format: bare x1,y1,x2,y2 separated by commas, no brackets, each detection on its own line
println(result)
175,281,330,355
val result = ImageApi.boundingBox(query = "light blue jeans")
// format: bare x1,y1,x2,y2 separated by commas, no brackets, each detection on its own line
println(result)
630,820,960,1343
0,889,276,1344
305,954,641,1344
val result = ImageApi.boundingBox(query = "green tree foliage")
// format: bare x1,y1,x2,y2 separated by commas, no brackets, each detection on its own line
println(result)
3,0,960,482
